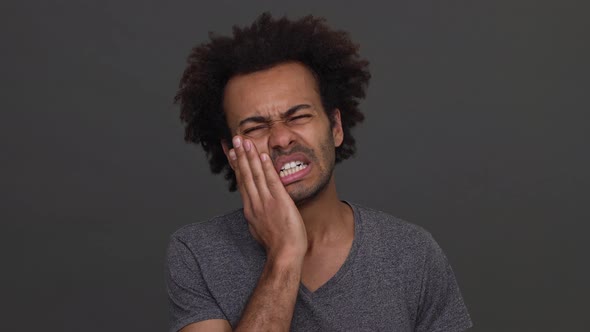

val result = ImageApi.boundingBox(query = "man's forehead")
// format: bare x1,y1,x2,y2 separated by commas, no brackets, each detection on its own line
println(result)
224,62,319,99
222,62,322,128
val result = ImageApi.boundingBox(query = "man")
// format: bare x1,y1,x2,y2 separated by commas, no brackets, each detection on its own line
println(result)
167,13,472,332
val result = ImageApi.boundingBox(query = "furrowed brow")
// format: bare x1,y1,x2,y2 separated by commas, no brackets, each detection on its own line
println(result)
281,104,312,119
238,115,270,128
237,104,312,128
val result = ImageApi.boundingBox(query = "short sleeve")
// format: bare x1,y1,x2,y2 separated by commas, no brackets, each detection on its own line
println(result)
165,235,227,332
415,233,473,332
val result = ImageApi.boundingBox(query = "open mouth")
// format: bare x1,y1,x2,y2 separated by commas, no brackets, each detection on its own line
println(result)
279,160,309,178
273,152,313,185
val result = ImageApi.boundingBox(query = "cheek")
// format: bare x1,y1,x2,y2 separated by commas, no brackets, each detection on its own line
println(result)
293,127,318,145
252,137,270,154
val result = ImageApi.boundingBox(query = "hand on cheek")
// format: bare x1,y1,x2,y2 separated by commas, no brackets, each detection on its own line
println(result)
225,135,308,261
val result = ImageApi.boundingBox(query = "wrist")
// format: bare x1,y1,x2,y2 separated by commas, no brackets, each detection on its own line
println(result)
267,249,304,271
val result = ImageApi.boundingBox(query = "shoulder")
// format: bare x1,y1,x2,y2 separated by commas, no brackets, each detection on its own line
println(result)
349,202,445,264
348,204,472,330
352,202,436,246
169,208,248,253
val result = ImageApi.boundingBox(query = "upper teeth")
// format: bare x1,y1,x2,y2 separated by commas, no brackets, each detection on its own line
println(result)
281,161,305,171
279,161,308,177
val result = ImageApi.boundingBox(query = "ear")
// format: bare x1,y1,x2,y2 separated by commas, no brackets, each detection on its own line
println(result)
221,139,235,170
331,109,344,147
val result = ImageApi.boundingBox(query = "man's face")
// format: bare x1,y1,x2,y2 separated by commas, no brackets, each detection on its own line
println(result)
222,62,344,204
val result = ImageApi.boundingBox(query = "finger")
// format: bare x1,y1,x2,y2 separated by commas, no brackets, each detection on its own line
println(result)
222,140,243,193
260,152,289,198
223,139,253,209
233,135,261,205
222,147,252,211
244,139,272,199
221,140,240,190
222,140,237,171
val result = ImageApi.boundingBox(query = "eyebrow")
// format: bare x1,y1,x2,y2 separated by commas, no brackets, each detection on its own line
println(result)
237,104,312,128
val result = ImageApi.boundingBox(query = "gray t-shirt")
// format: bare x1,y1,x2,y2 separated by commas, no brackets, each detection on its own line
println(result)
166,202,472,331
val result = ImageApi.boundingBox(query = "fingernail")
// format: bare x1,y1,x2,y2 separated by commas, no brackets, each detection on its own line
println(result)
229,149,237,160
244,140,251,151
260,153,268,162
233,136,241,148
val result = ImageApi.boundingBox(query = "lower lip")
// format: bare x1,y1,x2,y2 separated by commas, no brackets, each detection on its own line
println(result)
279,164,312,186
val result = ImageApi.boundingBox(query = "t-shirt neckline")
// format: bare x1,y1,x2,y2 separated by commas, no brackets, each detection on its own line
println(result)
298,200,364,300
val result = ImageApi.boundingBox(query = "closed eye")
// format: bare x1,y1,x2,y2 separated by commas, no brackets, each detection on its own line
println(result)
242,125,268,134
289,114,313,123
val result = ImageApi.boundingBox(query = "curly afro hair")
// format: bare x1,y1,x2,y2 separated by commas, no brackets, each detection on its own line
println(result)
174,12,371,191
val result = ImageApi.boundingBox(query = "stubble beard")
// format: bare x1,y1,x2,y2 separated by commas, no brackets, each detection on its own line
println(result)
274,133,336,206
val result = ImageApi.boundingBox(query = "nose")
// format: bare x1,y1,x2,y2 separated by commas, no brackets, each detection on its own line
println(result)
268,121,296,150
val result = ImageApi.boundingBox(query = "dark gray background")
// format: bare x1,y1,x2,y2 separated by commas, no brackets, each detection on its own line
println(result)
2,0,588,331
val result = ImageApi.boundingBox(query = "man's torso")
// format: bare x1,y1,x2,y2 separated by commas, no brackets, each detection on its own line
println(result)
166,203,472,331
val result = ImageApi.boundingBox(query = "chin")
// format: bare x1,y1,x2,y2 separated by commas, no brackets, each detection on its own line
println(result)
288,179,330,206
287,160,335,205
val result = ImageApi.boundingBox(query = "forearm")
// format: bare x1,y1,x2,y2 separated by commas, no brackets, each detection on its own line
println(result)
234,254,303,332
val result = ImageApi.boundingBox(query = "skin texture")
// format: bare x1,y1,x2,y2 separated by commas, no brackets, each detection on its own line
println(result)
180,62,354,332
225,62,338,205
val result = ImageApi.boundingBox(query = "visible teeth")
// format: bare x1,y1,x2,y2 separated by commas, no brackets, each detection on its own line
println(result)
279,163,308,178
280,160,305,171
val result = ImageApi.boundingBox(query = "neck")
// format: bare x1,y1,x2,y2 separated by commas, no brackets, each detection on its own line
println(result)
296,175,353,246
